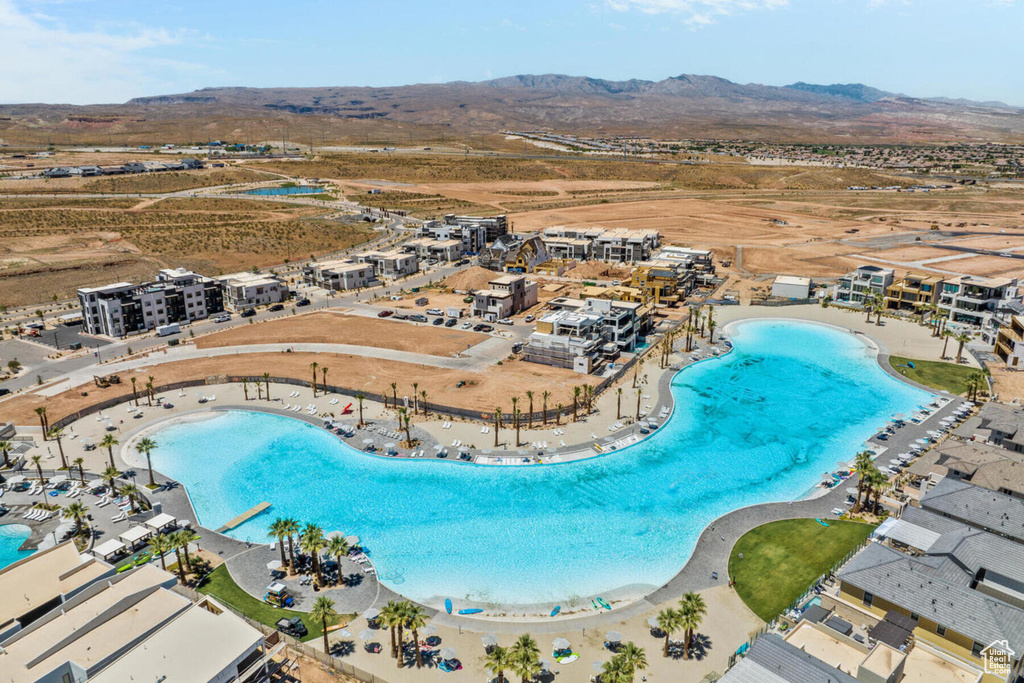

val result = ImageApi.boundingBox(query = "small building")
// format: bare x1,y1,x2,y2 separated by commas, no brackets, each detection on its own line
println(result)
833,265,895,306
629,265,681,305
354,250,419,279
216,272,289,311
471,274,538,320
885,272,944,313
402,237,462,262
771,275,812,299
303,259,378,291
996,314,1024,369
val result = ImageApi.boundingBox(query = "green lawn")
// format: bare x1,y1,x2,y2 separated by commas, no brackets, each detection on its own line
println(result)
728,519,875,622
197,565,349,642
889,355,980,395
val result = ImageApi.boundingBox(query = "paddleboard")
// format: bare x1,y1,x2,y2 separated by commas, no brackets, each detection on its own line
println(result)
445,599,452,614
816,519,830,527
596,597,611,610
550,606,561,617
591,599,599,610
458,608,483,615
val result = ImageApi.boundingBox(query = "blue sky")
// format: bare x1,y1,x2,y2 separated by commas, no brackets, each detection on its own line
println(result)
1,0,1022,106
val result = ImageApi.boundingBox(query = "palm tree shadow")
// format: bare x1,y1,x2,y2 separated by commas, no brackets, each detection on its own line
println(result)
340,573,364,588
690,633,712,661
330,641,355,658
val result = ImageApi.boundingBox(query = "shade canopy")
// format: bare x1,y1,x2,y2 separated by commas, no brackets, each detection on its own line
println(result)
49,474,68,484
647,616,660,628
359,629,376,641
439,647,457,660
344,535,360,546
605,631,622,643
481,634,499,647
552,637,571,650
363,608,380,620
6,475,25,484
266,560,282,570
421,625,437,637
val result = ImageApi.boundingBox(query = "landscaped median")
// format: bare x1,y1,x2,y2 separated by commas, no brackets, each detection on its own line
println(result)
727,518,875,622
889,355,983,395
198,565,350,643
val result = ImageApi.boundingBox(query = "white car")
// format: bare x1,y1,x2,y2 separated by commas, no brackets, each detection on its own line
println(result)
390,295,403,301
461,321,473,329
426,308,443,316
524,314,535,323
496,318,513,326
213,314,231,323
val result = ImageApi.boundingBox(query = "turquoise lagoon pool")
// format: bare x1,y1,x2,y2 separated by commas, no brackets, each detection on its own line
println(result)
244,186,326,196
0,524,33,569
148,320,930,607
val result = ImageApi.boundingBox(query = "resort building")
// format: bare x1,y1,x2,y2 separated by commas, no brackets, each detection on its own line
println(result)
443,213,509,244
885,272,944,313
216,272,290,311
470,274,538,320
771,275,812,299
524,297,648,372
402,237,463,262
547,294,652,341
302,258,378,291
995,314,1024,368
354,249,420,279
77,268,224,337
937,275,1020,343
833,265,895,306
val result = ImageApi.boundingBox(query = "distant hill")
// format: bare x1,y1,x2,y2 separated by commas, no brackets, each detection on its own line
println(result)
4,74,1023,145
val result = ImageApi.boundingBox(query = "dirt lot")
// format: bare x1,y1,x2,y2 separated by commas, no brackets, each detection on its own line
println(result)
195,311,486,356
0,166,270,194
0,351,582,425
936,255,1024,277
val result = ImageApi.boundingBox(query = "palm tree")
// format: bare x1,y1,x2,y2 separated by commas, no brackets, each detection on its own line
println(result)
853,450,875,511
149,533,172,572
130,376,139,406
301,524,327,585
391,601,411,668
939,329,953,358
515,408,522,447
242,379,250,401
48,426,68,469
282,518,300,573
320,367,328,395
326,536,349,585
34,407,48,439
867,467,890,514
73,457,85,482
412,382,419,413
310,361,319,397
256,377,263,400
584,384,594,415
0,440,12,469
678,592,707,660
309,596,338,654
135,436,158,487
263,372,271,400
100,434,119,470
145,379,154,407
62,501,89,536
101,465,120,495
555,403,563,426
121,483,141,513
390,382,398,409
541,390,551,425
401,409,413,447
618,642,648,682
494,408,502,447
955,331,972,364
420,390,428,417
176,529,200,573
379,600,403,660
601,656,629,683
31,454,44,484
355,393,366,428
168,530,187,583
572,386,581,422
484,645,512,683
526,390,534,429
403,603,428,668
616,387,623,420
656,607,681,657
268,519,290,568
635,376,646,421
510,634,541,683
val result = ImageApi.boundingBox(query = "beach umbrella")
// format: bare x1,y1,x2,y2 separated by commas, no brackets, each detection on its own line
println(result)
363,608,380,621
481,634,498,647
916,439,929,445
605,631,623,643
50,474,68,484
439,647,457,660
359,629,376,641
266,560,282,570
552,637,571,650
325,530,344,541
540,661,551,671
362,438,374,444
592,661,605,672
6,475,25,484
384,442,395,449
344,535,360,546
647,616,660,628
846,487,859,495
421,625,437,637
927,430,941,437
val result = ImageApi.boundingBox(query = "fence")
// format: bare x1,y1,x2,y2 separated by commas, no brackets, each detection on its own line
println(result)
750,297,816,307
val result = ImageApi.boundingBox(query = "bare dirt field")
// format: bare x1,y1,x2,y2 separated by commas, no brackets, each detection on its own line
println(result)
934,255,1024,277
862,245,962,263
0,166,271,194
1,351,581,425
947,235,1024,250
195,311,486,356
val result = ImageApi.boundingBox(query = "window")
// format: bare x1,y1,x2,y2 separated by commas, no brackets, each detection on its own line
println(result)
937,624,947,637
863,592,874,607
972,640,983,657
910,612,919,621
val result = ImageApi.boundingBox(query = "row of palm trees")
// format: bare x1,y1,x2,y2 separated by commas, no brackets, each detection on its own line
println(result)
484,634,543,683
149,528,202,583
378,600,431,669
853,451,890,514
598,642,648,683
654,591,708,660
267,518,351,587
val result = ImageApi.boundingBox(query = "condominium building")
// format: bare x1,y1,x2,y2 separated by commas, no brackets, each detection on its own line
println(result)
540,226,661,263
884,272,944,313
418,220,487,254
470,274,538,320
524,297,649,372
443,213,508,244
402,237,463,262
996,314,1024,368
651,246,715,274
542,236,593,261
833,265,895,306
938,275,1019,343
629,264,682,305
354,249,419,279
216,272,290,311
77,268,223,337
302,258,378,291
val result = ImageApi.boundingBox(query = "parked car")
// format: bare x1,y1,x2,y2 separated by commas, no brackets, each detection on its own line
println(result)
213,314,231,323
296,298,311,307
426,308,443,316
461,321,473,329
276,617,308,638
409,314,428,323
524,314,535,323
240,308,256,318
269,303,284,312
0,388,10,397
378,310,393,318
445,318,457,327
432,317,444,326
390,295,403,301
496,318,513,326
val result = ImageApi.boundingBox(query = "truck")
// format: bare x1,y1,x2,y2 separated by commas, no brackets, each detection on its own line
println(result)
155,323,180,337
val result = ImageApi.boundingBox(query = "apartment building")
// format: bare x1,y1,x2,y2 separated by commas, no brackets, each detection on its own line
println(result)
540,227,661,263
938,275,1019,343
354,249,419,279
470,274,538,320
629,264,682,305
651,246,716,274
303,258,378,291
419,220,487,254
885,272,944,313
443,213,508,244
216,272,290,311
77,268,223,337
996,314,1024,368
523,308,608,374
542,236,593,261
402,237,463,262
833,265,895,306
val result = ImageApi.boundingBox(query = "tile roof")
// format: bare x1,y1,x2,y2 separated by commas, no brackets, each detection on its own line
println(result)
920,477,1024,542
722,634,858,683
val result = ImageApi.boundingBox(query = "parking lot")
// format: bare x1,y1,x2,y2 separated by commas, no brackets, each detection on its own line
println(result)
30,322,112,351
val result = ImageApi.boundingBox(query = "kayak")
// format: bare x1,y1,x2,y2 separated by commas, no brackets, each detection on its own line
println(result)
551,606,561,617
816,519,830,527
596,597,611,610
458,608,483,615
445,599,452,614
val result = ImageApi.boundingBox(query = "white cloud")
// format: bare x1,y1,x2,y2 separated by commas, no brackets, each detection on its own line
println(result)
606,0,788,24
0,0,210,104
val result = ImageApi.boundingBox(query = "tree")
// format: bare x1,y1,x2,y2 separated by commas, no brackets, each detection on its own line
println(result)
656,607,680,657
301,524,327,585
309,596,338,654
101,466,120,495
320,366,329,395
326,535,349,585
121,483,142,513
310,362,319,397
412,382,419,414
135,436,158,487
62,501,89,536
168,530,187,583
955,331,972,363
379,601,404,660
130,377,139,406
572,386,581,422
355,393,366,428
601,656,630,683
48,426,68,469
526,390,534,429
176,529,200,573
635,376,647,421
678,592,707,660
263,372,272,400
866,467,890,514
618,642,648,682
515,408,522,447
853,451,875,512
390,382,398,409
99,434,119,471
940,329,953,359
31,454,44,483
146,375,155,406
149,533,172,572
403,603,428,668
494,408,502,447
616,387,623,420
34,406,49,439
541,390,551,425
555,403,563,426
391,601,411,669
268,519,290,569
0,440,10,469
420,390,428,417
73,457,85,482
484,645,512,683
510,634,541,683
242,379,250,401
282,518,300,573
